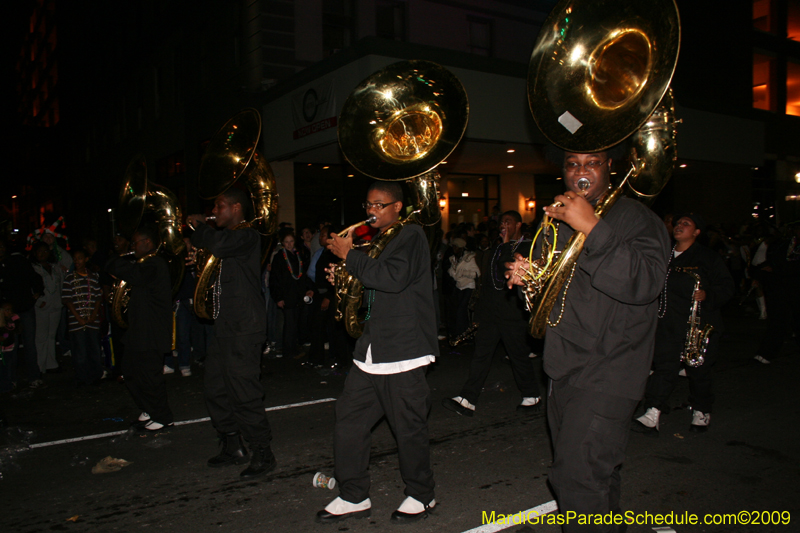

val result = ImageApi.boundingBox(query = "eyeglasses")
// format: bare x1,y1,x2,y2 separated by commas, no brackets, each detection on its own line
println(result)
362,201,398,211
564,159,608,173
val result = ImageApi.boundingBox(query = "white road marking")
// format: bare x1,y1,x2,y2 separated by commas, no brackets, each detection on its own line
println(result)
29,398,337,449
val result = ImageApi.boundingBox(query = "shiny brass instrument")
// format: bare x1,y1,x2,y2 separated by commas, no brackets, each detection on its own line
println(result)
334,60,469,338
449,322,479,347
520,0,681,339
193,108,279,320
675,268,712,367
110,154,186,328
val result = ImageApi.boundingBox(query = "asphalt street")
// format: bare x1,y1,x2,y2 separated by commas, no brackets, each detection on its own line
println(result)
1,305,798,533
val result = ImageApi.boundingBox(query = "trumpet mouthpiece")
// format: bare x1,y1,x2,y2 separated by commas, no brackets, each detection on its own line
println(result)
365,215,377,224
577,178,590,191
206,216,216,221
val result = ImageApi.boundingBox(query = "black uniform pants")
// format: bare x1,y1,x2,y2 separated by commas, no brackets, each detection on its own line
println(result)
459,319,540,405
205,336,272,447
333,364,434,505
124,349,173,425
548,378,637,533
645,332,718,414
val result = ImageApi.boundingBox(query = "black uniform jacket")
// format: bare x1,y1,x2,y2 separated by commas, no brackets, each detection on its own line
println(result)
345,224,439,364
658,242,735,339
107,254,172,353
533,197,671,400
475,241,530,324
191,224,266,343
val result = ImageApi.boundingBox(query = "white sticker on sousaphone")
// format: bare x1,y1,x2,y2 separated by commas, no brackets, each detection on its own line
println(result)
558,111,583,134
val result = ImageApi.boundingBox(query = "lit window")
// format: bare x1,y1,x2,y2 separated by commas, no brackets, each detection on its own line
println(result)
786,61,800,116
753,53,776,111
790,0,800,41
753,0,776,33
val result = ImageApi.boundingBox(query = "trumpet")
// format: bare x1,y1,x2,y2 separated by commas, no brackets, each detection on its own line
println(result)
332,216,376,328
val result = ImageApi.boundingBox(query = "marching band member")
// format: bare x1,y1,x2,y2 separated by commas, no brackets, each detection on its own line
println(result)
507,150,670,532
187,188,276,479
635,213,734,435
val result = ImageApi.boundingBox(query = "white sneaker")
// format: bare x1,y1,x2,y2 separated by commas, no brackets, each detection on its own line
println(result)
180,368,192,377
163,365,175,374
62,349,72,357
138,412,151,422
528,352,539,358
690,410,711,432
635,407,661,430
437,334,447,341
442,396,476,417
678,368,687,377
754,355,770,364
324,496,371,514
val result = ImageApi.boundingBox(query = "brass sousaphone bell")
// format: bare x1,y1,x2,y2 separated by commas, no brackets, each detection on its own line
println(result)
193,108,278,320
523,0,681,338
334,60,469,337
111,154,186,328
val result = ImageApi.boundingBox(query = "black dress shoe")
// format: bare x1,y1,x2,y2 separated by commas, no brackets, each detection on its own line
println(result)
208,432,249,467
315,508,371,524
390,504,435,523
239,446,277,478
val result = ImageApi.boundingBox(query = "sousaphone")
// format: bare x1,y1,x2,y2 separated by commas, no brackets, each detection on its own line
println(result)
193,108,278,320
522,0,681,338
334,60,469,337
110,154,186,328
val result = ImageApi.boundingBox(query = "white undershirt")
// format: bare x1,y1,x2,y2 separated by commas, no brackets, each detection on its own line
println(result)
352,344,435,375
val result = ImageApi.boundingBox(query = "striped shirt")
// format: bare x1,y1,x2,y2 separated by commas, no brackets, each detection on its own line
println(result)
62,270,103,331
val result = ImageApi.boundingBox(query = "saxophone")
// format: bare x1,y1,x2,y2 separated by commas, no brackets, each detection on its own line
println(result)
675,268,713,368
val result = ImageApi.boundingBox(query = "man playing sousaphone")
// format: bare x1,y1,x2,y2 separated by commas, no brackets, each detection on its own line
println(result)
506,148,670,530
187,188,276,479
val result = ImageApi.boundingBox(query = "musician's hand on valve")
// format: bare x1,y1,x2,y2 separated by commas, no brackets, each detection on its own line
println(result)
324,263,336,285
328,230,353,260
504,253,531,289
186,214,207,231
693,289,706,302
544,192,599,235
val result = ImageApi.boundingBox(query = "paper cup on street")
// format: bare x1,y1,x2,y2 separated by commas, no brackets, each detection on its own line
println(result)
312,472,336,490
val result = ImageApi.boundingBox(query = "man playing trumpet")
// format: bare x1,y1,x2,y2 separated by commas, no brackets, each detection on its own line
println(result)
506,149,670,532
317,181,438,524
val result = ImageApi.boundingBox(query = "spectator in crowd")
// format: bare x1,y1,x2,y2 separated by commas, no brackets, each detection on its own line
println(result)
753,221,800,364
31,240,64,375
0,301,20,393
62,249,106,386
270,230,315,360
446,237,480,338
0,239,44,388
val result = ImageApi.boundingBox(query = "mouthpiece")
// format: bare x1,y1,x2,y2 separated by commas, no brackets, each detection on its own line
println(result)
206,216,216,222
577,178,591,192
365,215,377,225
